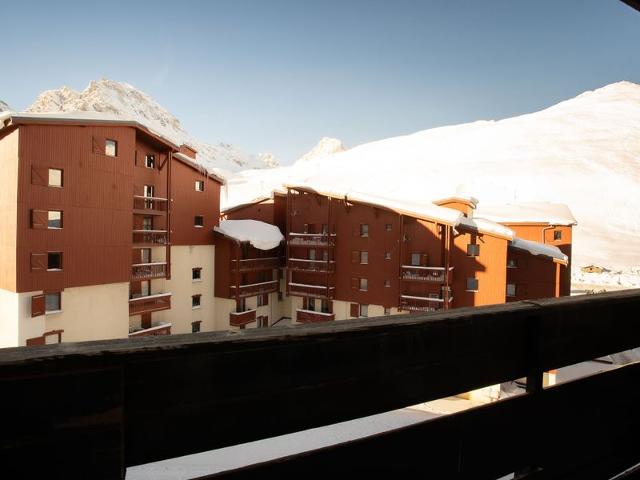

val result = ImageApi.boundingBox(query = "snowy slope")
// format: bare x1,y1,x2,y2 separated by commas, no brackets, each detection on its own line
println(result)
298,137,347,162
225,82,640,287
26,79,278,175
0,100,11,112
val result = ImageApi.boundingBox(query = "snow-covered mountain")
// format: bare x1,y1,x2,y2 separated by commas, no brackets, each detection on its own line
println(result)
0,100,11,112
298,137,347,162
26,79,278,175
225,81,640,287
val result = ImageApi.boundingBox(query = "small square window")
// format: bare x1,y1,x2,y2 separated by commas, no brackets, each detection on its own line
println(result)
194,215,204,227
192,267,202,281
359,278,368,291
145,154,155,168
360,224,369,237
45,292,61,313
384,307,391,316
411,253,421,266
47,252,62,271
48,211,63,229
467,244,480,257
192,321,201,333
553,230,562,241
466,277,478,292
507,258,518,269
360,251,368,264
384,279,391,288
385,223,392,232
506,283,517,297
385,252,391,260
105,139,117,156
48,168,63,187
195,180,205,192
192,294,201,309
360,304,368,317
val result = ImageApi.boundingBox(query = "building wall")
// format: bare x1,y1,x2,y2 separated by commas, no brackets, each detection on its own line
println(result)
0,129,19,292
507,250,562,302
451,231,508,307
0,288,23,347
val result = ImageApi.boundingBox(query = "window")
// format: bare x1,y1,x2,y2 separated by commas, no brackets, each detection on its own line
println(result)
195,180,205,192
142,217,153,231
140,249,152,263
322,250,329,261
48,168,63,187
385,223,392,232
308,298,316,311
360,251,368,264
47,252,62,271
143,185,154,209
48,211,62,229
554,230,562,241
411,253,421,266
360,224,369,237
467,244,480,257
360,304,368,317
192,267,202,281
308,249,316,261
507,258,518,269
466,277,479,292
359,278,368,291
321,299,330,313
385,252,391,260
322,224,328,234
506,283,517,297
194,215,204,227
257,316,269,328
257,294,264,307
144,154,155,168
192,294,202,309
192,321,201,333
384,307,391,316
384,279,391,288
45,292,61,313
105,139,117,156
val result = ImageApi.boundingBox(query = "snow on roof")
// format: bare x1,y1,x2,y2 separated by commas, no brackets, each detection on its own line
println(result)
173,152,225,184
214,219,284,250
433,195,479,208
458,216,515,239
475,202,577,226
509,237,568,264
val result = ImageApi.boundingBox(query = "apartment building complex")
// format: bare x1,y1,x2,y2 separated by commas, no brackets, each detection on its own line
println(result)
0,113,222,347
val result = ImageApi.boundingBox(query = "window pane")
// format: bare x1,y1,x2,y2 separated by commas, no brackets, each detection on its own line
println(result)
45,293,61,312
48,211,62,229
467,244,480,256
194,216,204,227
466,277,478,291
360,278,368,291
360,251,368,264
105,139,117,156
360,304,368,317
411,253,421,266
507,284,517,297
48,168,63,187
360,224,369,237
192,295,201,308
192,268,201,280
385,224,392,231
145,155,155,168
554,230,562,240
385,252,391,260
308,298,316,311
195,180,204,191
47,252,62,270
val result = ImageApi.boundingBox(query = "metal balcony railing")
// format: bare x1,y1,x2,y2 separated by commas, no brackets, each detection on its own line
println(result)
401,265,454,283
132,230,169,246
288,282,335,298
131,262,168,281
132,195,168,214
288,258,336,273
288,232,336,248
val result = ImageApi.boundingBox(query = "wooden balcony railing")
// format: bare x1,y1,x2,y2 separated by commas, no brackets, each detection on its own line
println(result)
288,232,336,248
288,258,336,273
401,265,453,283
128,292,172,316
288,282,335,299
128,322,172,337
132,230,169,246
132,195,168,215
231,257,280,272
131,262,168,281
229,280,278,298
229,309,257,327
2,290,640,479
399,294,451,312
296,308,335,323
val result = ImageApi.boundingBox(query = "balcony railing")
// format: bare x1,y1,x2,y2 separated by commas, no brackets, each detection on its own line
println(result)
229,309,257,327
231,257,280,272
132,195,168,215
3,290,640,478
229,280,278,298
132,230,169,246
401,265,454,283
128,322,172,337
288,258,336,273
288,232,336,247
131,262,168,281
128,292,172,316
399,294,452,312
296,308,335,323
288,282,335,299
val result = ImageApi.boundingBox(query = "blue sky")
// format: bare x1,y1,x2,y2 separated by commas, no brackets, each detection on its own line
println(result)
2,0,639,163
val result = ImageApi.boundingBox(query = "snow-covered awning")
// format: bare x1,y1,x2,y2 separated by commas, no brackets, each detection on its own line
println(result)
476,202,577,226
509,237,568,264
457,216,515,240
214,219,284,250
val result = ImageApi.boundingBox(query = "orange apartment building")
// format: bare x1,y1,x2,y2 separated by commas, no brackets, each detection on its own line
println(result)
0,112,223,347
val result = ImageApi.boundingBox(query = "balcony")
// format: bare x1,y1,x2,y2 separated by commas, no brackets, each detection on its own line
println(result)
288,258,336,273
229,309,257,327
132,230,169,246
131,262,168,281
288,282,335,299
133,195,168,215
401,265,454,283
229,280,278,298
296,308,335,323
3,290,640,478
128,292,172,316
399,294,452,312
288,232,336,248
231,257,280,272
128,322,172,337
